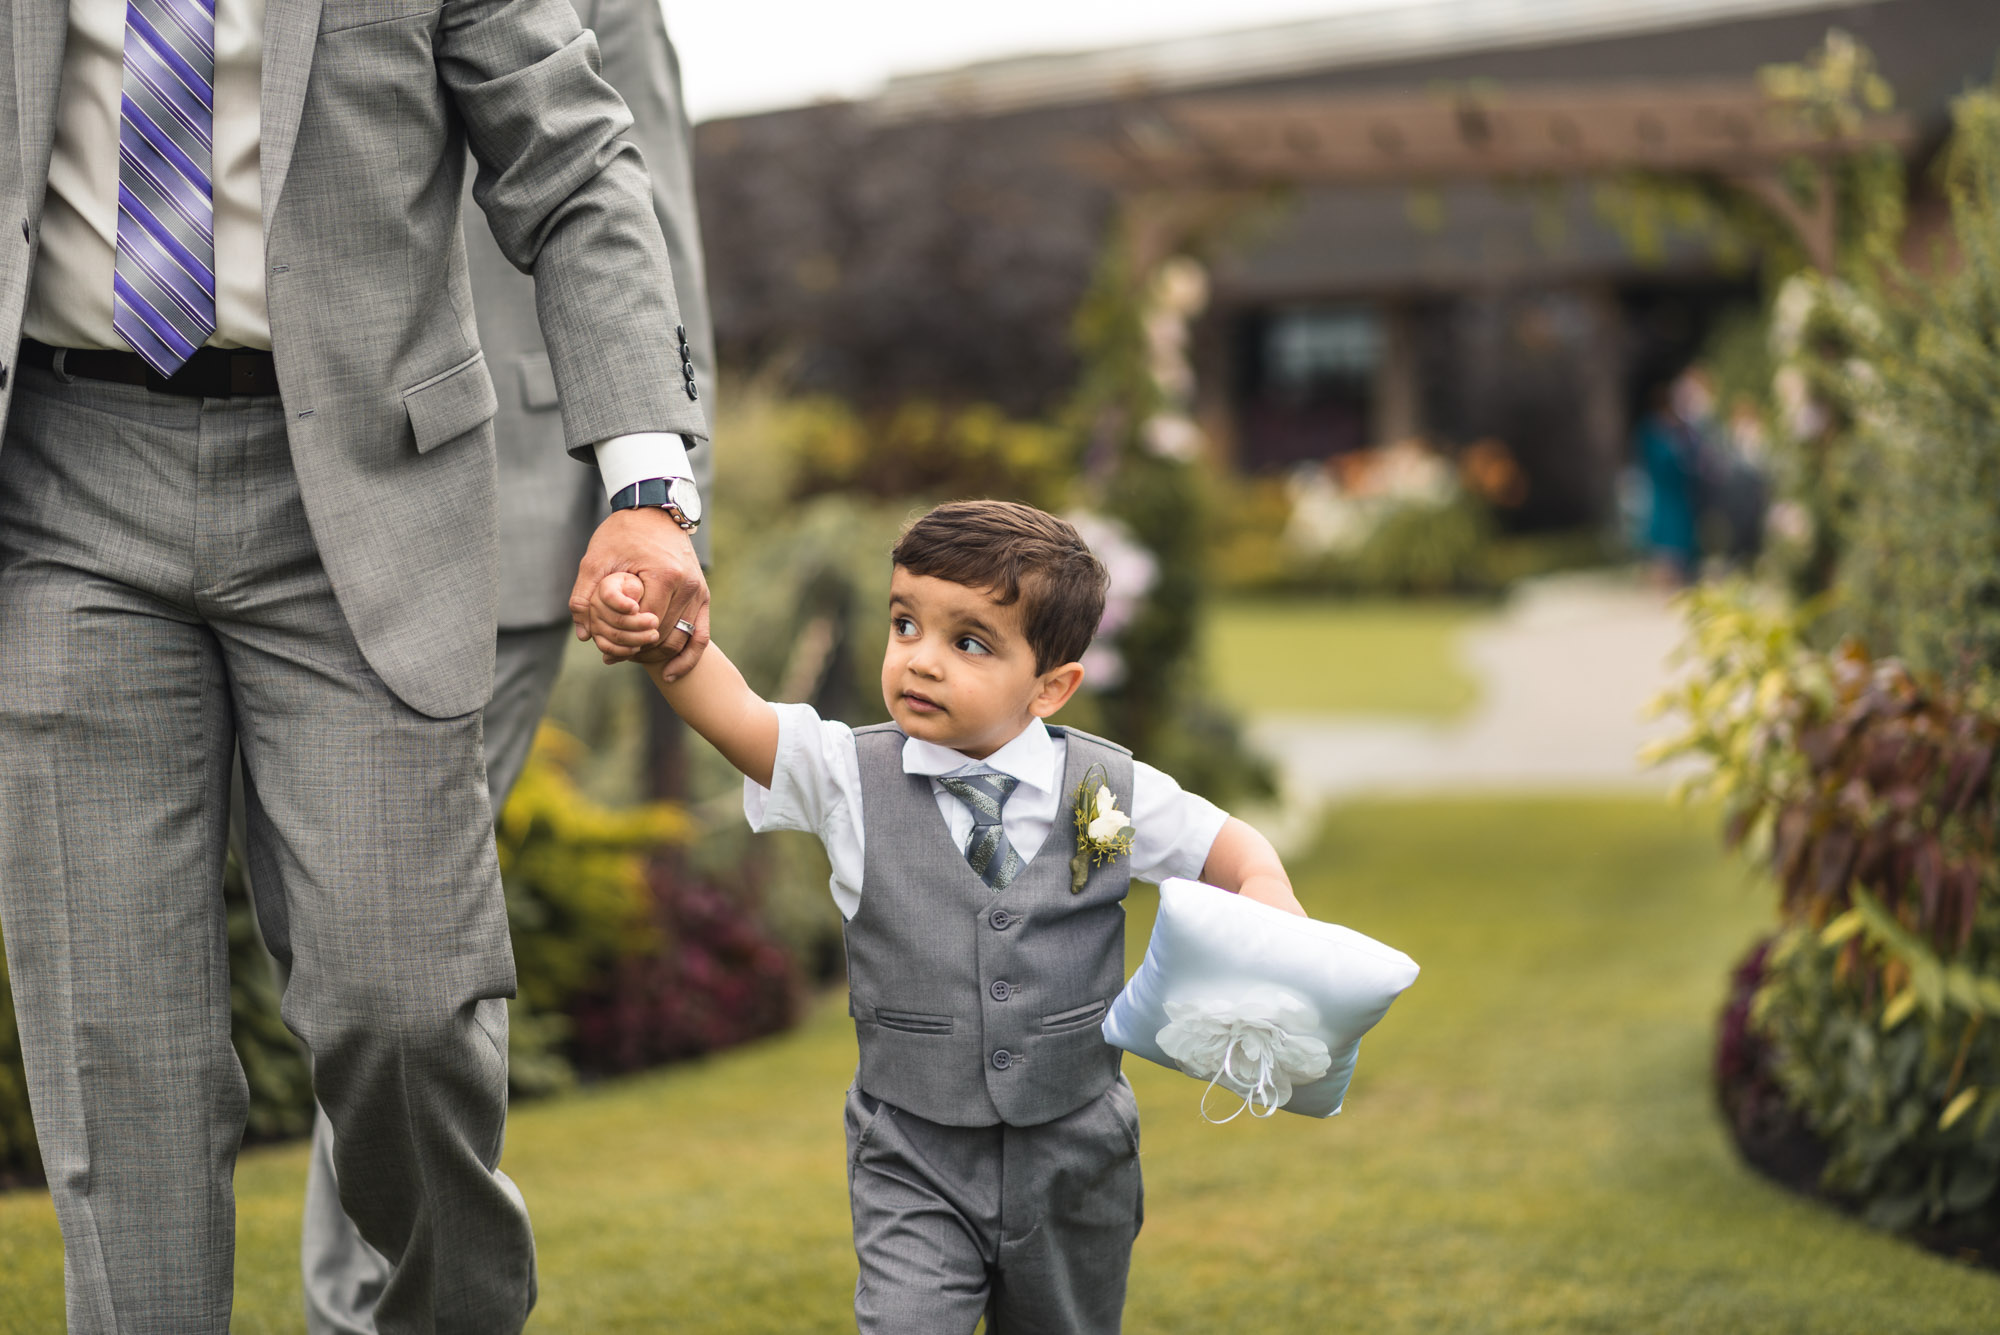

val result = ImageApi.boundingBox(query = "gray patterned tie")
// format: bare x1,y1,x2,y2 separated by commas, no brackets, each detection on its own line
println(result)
937,772,1022,891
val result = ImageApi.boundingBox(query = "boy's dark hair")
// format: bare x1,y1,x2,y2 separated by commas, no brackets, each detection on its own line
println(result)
892,501,1108,673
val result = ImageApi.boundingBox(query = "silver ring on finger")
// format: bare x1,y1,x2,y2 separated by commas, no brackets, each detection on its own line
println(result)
674,619,696,636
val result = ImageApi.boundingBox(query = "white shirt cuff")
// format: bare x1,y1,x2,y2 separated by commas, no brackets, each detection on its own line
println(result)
592,431,694,501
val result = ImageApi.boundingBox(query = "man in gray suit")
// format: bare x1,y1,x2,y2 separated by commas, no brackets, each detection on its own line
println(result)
295,2,713,1329
0,0,712,1328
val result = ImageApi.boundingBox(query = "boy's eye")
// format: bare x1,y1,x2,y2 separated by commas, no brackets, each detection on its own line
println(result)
955,636,991,656
892,616,917,637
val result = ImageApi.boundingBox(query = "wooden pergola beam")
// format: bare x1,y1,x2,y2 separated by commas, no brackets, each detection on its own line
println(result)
1081,80,1915,187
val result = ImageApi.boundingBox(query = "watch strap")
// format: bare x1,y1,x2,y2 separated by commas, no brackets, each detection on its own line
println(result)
610,476,699,531
610,478,677,510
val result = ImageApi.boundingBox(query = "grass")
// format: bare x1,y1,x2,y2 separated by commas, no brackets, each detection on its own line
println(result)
5,796,1998,1331
1204,597,1486,719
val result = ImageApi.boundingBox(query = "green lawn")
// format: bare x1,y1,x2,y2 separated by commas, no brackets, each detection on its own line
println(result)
5,797,1997,1332
1204,597,1486,719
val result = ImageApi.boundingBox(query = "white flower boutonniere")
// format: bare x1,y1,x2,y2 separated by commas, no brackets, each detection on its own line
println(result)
1069,763,1135,893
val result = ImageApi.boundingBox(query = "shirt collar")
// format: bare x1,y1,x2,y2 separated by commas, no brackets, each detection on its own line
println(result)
902,717,1057,795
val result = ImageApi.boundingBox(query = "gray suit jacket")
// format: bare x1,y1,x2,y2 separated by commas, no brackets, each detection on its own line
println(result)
474,0,714,629
0,0,708,717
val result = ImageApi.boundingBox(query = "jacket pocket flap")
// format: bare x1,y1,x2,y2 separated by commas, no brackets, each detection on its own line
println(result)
1040,1000,1108,1031
875,1009,954,1035
403,352,497,454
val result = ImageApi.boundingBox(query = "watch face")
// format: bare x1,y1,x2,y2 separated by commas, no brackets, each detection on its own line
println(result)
669,477,703,523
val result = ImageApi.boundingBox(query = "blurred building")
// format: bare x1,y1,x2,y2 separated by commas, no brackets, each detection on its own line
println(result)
693,0,2000,528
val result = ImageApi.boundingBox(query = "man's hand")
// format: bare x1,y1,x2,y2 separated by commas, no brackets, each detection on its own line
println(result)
569,507,709,678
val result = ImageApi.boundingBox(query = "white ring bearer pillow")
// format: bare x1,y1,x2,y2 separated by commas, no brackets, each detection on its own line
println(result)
1103,878,1420,1121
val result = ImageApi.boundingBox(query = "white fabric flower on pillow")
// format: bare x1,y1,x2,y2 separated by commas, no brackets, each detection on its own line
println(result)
1104,878,1419,1119
1156,995,1333,1119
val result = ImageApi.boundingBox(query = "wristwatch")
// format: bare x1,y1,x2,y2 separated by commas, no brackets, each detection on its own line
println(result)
610,475,703,532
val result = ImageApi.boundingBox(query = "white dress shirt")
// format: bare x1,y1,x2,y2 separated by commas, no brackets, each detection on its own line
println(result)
745,706,1232,921
24,0,690,497
26,0,269,349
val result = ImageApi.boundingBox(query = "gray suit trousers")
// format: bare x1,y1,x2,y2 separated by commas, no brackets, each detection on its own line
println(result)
0,368,534,1334
301,622,569,1335
845,1077,1143,1335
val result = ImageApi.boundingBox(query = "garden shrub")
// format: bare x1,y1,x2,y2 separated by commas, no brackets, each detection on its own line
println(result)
566,861,803,1077
497,725,699,1095
0,930,36,1186
1650,66,2000,1249
226,856,316,1143
1776,86,2000,692
1657,586,2000,1237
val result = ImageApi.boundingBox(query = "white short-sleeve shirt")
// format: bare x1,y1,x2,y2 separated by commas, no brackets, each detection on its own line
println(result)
744,707,1231,920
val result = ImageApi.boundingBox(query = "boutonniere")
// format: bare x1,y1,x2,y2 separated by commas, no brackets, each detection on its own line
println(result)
1069,763,1134,893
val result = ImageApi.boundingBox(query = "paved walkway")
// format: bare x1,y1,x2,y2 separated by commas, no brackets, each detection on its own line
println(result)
1249,573,1695,815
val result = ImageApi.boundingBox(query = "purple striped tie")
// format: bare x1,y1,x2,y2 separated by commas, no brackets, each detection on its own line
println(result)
114,0,217,376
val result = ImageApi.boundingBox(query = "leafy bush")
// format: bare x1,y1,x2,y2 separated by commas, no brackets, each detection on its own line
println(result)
566,863,803,1076
0,929,37,1187
497,725,698,1095
226,858,315,1143
1210,448,1603,600
1656,585,2000,1236
780,395,1073,511
1769,88,2000,691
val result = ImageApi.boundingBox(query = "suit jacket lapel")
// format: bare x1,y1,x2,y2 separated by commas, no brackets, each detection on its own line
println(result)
260,0,324,238
14,0,68,190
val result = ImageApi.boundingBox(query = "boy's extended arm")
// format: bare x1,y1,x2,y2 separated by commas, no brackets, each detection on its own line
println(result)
643,644,780,789
592,571,779,785
1201,818,1308,917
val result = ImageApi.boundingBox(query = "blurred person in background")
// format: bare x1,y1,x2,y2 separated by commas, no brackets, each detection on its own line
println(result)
1633,370,1709,587
286,2,713,1330
1713,394,1772,570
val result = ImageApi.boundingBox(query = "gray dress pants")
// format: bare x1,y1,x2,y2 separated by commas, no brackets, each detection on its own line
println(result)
0,368,535,1334
845,1076,1144,1335
301,622,569,1335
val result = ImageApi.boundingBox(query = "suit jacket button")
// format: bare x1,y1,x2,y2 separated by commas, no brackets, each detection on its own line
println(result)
685,378,699,400
990,980,1012,1002
991,1049,1013,1070
989,909,1013,930
675,324,686,342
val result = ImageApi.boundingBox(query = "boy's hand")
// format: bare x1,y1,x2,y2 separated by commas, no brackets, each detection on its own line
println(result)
569,507,710,677
586,572,664,664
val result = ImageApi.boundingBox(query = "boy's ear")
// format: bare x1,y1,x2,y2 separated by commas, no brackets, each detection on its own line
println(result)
1029,661,1087,719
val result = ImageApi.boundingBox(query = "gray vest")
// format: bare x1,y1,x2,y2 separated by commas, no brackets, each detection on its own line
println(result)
845,723,1134,1128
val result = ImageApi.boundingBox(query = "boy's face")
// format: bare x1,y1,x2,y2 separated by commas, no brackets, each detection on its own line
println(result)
881,567,1084,760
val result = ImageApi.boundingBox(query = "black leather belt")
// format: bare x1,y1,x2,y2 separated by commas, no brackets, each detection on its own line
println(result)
19,338,280,398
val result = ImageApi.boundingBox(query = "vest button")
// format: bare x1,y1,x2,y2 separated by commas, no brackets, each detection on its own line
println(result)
991,1049,1013,1070
988,909,1013,930
990,980,1012,1002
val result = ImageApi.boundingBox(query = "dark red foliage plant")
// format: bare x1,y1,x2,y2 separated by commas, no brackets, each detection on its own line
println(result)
1759,645,2000,967
567,858,803,1077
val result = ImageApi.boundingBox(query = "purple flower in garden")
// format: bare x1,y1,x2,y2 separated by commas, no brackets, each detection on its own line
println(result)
1066,511,1157,690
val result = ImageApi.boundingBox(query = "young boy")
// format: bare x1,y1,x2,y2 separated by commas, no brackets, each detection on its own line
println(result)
586,500,1303,1334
